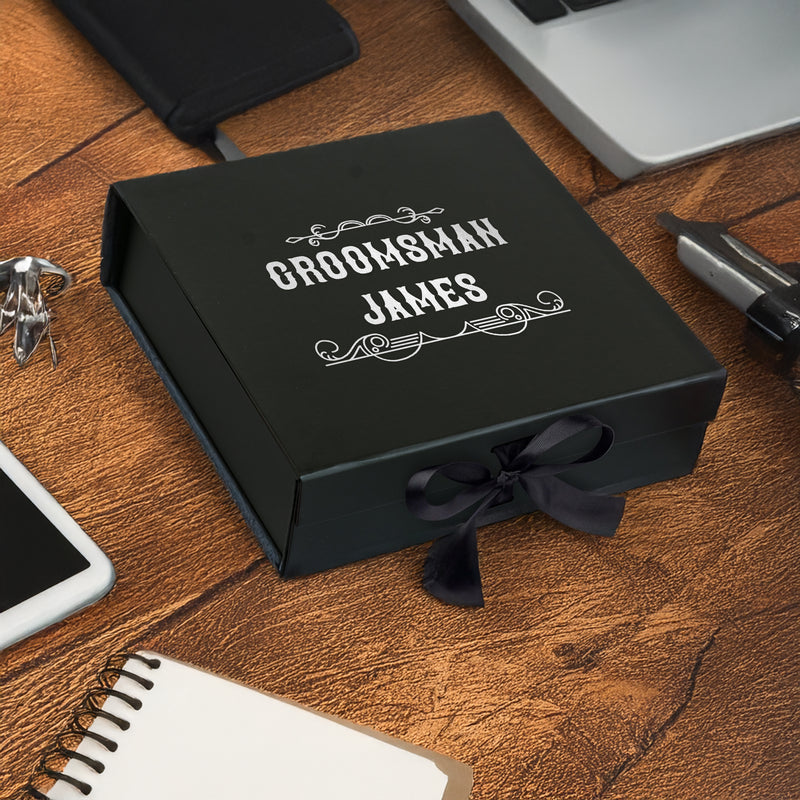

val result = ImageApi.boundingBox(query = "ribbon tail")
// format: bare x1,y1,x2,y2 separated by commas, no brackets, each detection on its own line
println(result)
423,522,484,607
521,474,625,537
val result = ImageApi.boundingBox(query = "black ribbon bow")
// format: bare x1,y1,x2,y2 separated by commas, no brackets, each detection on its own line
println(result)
406,414,625,607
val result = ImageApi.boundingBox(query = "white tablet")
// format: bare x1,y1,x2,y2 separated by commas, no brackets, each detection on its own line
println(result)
0,440,115,651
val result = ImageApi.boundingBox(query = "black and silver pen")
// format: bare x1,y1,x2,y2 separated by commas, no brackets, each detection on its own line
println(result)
658,212,800,392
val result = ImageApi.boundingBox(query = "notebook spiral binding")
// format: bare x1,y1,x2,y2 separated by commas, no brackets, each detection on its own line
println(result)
10,653,161,800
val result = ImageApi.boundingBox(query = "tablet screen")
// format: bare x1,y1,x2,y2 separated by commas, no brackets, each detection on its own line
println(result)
0,470,90,612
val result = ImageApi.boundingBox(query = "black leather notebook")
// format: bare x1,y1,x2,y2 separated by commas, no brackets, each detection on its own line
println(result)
51,0,359,146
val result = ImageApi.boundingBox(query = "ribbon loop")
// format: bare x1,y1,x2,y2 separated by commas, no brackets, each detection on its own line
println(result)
406,462,494,522
407,414,625,608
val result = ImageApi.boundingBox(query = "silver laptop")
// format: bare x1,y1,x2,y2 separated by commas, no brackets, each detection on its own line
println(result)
447,0,800,178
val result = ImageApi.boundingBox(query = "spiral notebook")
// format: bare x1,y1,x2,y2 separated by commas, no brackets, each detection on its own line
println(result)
23,651,472,800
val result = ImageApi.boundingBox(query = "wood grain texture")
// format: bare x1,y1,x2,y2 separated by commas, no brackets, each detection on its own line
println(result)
1,1,799,798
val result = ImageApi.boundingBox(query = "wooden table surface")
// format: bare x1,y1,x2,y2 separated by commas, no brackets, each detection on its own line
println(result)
2,2,799,798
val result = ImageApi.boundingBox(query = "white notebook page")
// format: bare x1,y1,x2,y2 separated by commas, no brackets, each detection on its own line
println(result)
47,651,456,800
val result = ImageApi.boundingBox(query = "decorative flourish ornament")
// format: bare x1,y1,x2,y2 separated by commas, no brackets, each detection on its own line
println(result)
315,294,569,365
286,206,445,246
0,256,72,367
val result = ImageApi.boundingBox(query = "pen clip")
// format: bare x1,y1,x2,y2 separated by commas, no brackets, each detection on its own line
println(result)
657,212,790,285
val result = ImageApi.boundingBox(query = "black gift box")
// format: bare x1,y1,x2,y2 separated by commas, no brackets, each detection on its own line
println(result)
101,114,726,579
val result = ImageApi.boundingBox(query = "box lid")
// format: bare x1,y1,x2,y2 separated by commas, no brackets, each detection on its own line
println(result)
102,113,724,533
